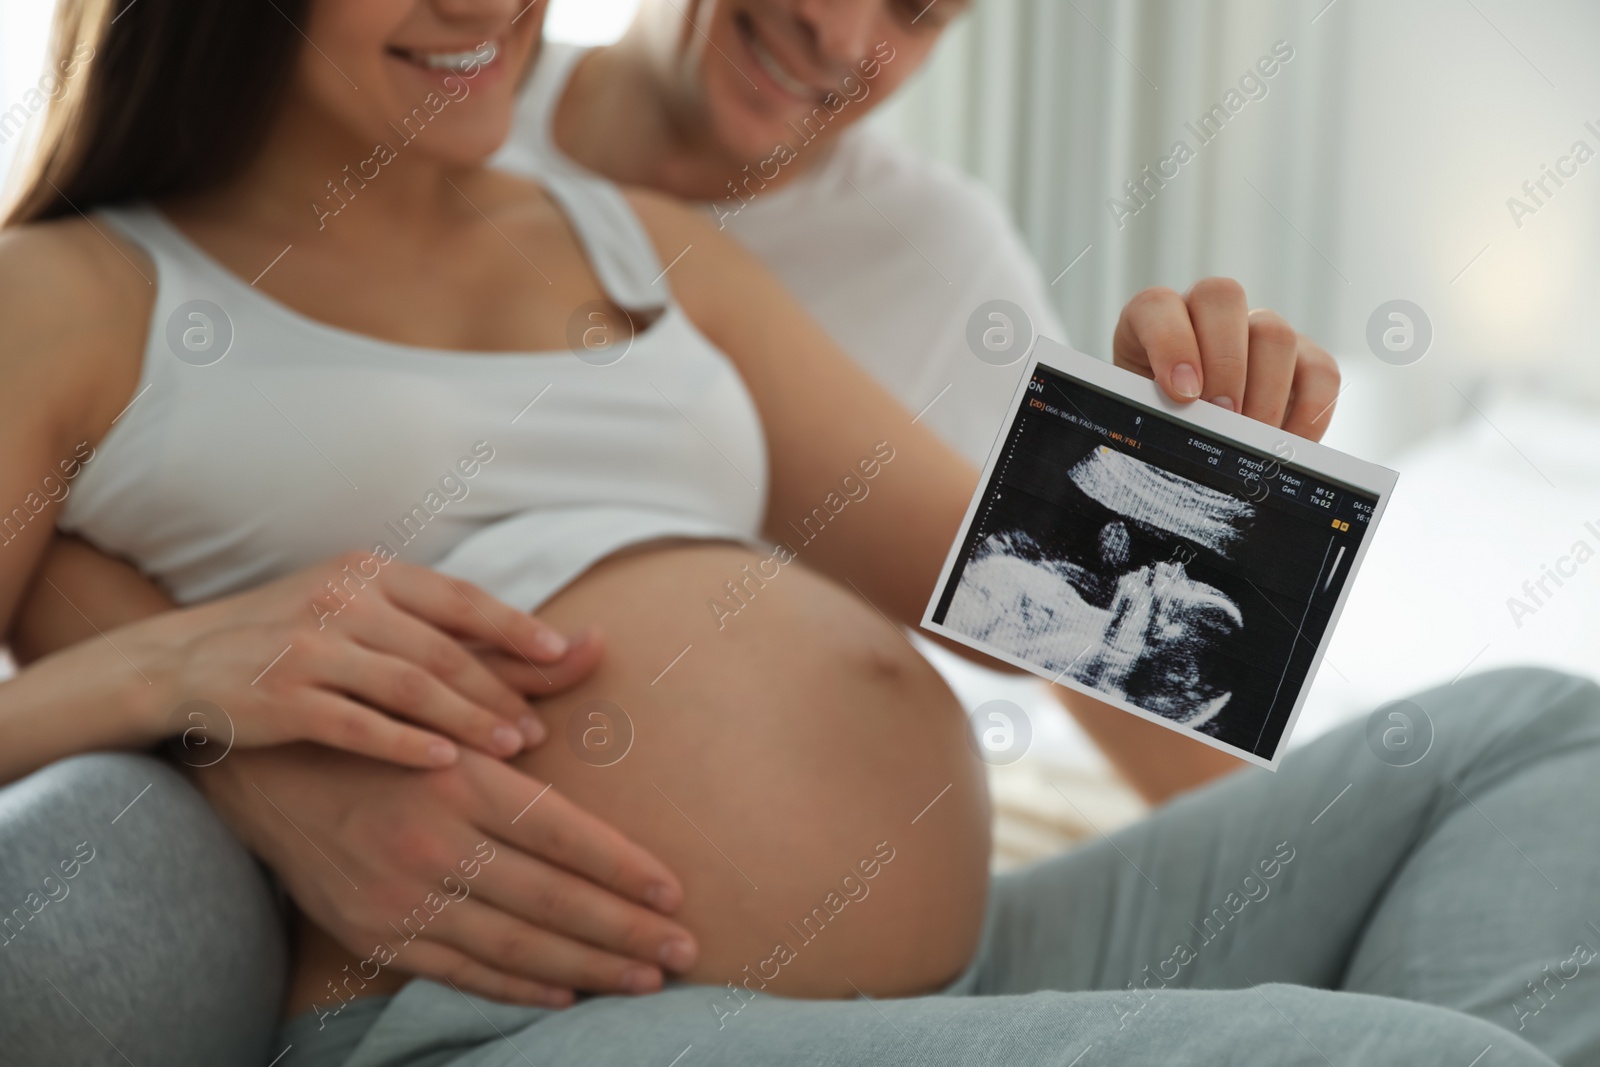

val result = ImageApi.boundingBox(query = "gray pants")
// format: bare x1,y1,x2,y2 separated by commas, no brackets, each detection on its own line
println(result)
4,668,1599,1067
0,750,288,1066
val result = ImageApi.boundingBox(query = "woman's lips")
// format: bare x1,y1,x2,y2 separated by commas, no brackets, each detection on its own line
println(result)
386,39,500,77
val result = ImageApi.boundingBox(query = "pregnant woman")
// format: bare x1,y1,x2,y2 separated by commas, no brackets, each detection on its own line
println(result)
2,2,1598,1066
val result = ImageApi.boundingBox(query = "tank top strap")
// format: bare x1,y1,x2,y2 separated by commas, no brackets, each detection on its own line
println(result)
97,203,207,278
539,170,670,313
510,39,587,173
93,203,243,380
95,202,245,328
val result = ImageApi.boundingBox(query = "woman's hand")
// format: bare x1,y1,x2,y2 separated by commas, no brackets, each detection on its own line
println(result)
128,552,575,768
1112,277,1340,441
197,743,697,1007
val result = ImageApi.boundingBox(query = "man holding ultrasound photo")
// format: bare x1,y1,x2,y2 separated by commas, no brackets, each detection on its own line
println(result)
927,344,1395,767
1,1,1597,1066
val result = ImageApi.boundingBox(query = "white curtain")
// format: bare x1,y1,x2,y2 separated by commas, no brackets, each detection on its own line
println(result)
873,0,1352,359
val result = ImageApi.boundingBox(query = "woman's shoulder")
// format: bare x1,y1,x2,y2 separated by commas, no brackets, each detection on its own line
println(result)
0,212,153,294
0,215,153,435
0,215,155,347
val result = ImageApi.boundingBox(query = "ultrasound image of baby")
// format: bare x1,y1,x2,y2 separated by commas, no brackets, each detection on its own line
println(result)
945,446,1254,727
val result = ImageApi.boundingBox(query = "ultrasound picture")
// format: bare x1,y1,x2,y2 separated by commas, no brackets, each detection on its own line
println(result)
929,360,1381,762
944,445,1253,728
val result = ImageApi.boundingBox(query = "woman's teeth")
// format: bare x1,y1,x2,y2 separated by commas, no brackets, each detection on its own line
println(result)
747,33,817,100
397,41,497,74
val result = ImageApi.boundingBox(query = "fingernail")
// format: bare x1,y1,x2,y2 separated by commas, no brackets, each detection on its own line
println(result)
1171,364,1202,398
518,714,546,744
622,966,660,994
491,724,523,755
1210,395,1235,412
542,989,573,1009
644,883,677,912
427,739,458,766
659,938,696,971
534,630,567,657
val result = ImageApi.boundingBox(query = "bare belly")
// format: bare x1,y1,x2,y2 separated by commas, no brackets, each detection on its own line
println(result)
295,541,991,1003
522,541,991,996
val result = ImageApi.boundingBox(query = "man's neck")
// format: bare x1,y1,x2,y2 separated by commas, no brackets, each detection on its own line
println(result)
549,40,830,203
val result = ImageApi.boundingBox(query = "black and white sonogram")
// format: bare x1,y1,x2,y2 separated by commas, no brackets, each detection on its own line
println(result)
925,344,1395,767
944,445,1253,729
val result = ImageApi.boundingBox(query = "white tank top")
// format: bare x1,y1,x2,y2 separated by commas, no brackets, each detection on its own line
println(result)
62,173,769,610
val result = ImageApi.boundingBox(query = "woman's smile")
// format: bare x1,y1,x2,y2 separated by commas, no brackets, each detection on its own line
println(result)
385,38,500,76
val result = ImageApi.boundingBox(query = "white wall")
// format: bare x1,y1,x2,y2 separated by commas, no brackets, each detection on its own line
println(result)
1329,0,1600,374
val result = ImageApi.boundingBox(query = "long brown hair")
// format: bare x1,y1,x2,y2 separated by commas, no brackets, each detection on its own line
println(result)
4,0,311,226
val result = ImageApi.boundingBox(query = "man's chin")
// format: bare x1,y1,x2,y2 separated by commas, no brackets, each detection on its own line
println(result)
709,96,819,160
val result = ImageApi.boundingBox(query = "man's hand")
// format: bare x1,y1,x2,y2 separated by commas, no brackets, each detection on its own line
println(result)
1112,277,1340,441
196,744,698,1007
1065,278,1337,804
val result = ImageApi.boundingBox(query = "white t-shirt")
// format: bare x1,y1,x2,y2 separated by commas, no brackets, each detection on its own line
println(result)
494,41,1069,467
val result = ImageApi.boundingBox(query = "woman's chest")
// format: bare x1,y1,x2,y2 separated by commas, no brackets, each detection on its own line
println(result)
174,205,611,354
62,324,768,602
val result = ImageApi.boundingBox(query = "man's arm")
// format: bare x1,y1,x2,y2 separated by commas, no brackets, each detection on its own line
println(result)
6,537,174,660
1050,688,1246,804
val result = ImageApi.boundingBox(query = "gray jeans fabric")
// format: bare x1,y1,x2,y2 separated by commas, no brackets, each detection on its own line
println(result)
3,668,1598,1067
0,752,289,1067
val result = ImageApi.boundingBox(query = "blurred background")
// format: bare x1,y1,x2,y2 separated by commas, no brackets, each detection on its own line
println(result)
4,0,1597,856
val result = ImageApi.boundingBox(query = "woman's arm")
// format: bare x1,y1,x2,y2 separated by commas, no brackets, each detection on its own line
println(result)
0,551,585,782
0,221,146,636
0,618,169,777
0,220,164,768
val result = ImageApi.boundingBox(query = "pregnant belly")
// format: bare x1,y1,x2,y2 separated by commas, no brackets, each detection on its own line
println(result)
520,540,991,998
